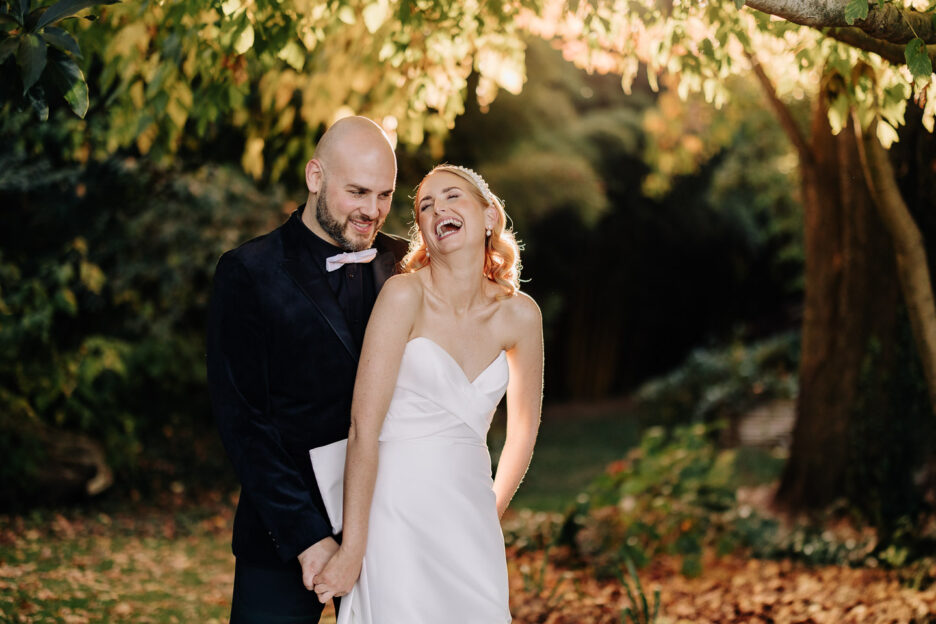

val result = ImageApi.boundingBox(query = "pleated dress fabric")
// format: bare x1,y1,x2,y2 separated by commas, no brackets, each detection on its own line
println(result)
337,336,512,624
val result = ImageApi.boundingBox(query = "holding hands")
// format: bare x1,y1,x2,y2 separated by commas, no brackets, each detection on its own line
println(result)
311,546,362,603
297,537,340,592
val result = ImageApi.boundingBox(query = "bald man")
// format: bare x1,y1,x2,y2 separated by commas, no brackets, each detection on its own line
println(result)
207,117,409,623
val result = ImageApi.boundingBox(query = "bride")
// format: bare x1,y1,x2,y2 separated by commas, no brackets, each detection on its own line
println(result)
312,164,543,623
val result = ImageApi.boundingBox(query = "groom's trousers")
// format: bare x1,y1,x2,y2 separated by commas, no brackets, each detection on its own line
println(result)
230,559,334,623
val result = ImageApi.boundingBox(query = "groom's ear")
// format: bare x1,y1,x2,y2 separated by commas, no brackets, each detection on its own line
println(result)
305,159,324,194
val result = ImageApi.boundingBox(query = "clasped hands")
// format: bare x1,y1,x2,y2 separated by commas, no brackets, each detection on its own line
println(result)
298,538,361,604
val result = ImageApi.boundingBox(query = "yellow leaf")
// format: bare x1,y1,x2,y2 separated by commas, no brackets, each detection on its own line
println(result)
337,5,355,25
130,81,144,109
277,40,305,71
362,1,388,34
220,0,241,16
61,288,78,313
79,261,106,294
136,123,158,155
876,120,899,149
242,136,265,179
107,22,149,59
234,23,254,55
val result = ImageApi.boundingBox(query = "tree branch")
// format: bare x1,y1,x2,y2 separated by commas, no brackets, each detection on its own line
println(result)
745,0,936,45
826,27,936,65
746,49,814,166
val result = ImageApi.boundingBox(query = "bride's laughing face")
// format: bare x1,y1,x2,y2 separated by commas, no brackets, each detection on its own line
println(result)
416,171,494,257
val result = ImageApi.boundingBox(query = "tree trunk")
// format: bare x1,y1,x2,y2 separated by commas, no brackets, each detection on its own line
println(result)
857,120,936,417
774,89,902,512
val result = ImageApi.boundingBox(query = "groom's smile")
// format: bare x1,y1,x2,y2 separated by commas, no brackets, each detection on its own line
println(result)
302,119,397,252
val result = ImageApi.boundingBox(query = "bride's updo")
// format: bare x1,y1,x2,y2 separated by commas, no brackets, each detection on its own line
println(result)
403,165,521,297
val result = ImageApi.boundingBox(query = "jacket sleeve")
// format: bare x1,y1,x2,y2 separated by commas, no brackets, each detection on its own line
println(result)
206,252,333,561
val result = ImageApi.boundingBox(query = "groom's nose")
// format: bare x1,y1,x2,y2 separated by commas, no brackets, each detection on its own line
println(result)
360,195,380,219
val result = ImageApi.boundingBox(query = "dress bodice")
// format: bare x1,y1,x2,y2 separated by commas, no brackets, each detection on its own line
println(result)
378,337,509,444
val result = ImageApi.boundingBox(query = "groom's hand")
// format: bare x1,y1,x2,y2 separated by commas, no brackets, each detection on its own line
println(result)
298,537,340,591
312,546,362,604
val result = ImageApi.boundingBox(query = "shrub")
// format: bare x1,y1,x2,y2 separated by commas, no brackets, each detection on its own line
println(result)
635,333,799,427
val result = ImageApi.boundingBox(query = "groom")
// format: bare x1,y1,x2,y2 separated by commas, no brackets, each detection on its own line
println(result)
207,116,408,623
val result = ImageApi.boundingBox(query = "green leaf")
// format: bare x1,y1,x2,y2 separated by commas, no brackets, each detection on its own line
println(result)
16,32,45,93
41,25,81,57
15,0,28,23
0,35,17,63
733,0,744,8
905,37,933,80
35,0,118,31
24,5,45,30
25,82,48,120
844,0,868,25
48,52,88,117
0,10,22,26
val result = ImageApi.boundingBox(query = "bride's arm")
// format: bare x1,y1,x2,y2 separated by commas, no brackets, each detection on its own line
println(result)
493,292,544,519
313,274,419,602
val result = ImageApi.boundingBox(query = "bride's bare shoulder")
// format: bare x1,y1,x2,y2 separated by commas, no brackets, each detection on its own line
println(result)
378,271,425,307
500,290,542,331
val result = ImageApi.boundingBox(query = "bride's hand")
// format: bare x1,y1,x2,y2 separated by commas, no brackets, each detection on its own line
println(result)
312,547,362,603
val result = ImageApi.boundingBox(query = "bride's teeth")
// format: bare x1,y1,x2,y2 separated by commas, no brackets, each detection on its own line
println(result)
435,218,463,239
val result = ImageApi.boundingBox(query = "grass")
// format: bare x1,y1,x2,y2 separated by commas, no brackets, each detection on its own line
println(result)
1,402,640,622
490,400,642,511
2,401,790,622
0,500,236,622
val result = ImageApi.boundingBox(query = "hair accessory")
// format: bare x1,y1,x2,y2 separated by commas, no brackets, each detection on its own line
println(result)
444,165,495,206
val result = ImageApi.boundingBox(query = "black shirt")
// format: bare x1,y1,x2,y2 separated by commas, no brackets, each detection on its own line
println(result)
294,206,377,348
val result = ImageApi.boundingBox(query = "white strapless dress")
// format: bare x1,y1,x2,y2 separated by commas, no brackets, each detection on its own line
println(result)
337,336,512,624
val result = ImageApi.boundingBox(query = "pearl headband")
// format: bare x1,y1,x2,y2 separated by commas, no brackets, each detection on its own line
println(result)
438,165,495,207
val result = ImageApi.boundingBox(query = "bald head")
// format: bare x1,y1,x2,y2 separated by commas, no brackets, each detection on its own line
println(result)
313,116,396,170
302,116,397,251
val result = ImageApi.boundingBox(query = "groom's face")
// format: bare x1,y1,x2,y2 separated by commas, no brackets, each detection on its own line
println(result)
314,149,396,252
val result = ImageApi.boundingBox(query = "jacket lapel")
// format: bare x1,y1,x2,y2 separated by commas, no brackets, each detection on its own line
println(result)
280,213,358,363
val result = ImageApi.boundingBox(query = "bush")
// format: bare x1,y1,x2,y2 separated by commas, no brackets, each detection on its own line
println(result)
635,333,799,427
523,422,936,581
559,423,742,577
0,152,291,505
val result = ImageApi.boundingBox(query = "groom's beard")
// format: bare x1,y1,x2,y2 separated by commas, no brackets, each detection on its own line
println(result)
316,183,384,252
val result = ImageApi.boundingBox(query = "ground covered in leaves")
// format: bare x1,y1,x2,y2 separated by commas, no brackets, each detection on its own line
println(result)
1,494,935,623
508,546,936,623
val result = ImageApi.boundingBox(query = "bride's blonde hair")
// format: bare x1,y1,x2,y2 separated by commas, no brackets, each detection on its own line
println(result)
402,165,521,297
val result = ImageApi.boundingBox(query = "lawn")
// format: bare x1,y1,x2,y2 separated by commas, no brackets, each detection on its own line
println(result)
493,399,642,511
1,401,639,622
4,402,935,623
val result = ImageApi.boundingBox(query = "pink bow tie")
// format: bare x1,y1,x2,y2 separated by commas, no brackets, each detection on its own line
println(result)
325,248,378,272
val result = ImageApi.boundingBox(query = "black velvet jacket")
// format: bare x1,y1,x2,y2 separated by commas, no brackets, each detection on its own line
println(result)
206,209,408,567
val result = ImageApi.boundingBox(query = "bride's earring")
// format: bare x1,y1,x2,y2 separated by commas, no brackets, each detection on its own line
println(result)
485,226,492,237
